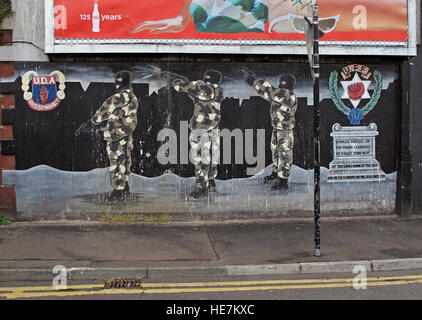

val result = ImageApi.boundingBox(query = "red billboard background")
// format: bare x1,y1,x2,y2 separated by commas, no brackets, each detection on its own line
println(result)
54,0,408,42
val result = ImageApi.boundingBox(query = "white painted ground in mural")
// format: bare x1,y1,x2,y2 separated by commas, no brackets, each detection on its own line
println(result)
3,165,396,220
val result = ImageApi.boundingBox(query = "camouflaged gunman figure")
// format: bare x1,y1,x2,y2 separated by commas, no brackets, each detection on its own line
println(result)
75,70,139,201
241,67,298,190
170,70,224,199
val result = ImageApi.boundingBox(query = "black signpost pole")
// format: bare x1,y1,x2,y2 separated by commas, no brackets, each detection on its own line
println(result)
312,5,321,257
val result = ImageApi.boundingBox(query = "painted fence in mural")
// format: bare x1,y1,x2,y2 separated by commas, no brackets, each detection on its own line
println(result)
0,61,399,218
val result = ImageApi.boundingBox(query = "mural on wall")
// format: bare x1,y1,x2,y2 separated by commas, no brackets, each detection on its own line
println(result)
0,62,399,218
327,64,386,183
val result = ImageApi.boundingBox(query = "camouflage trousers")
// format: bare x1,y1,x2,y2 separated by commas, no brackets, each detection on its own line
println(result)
189,128,220,189
270,129,294,179
106,135,133,191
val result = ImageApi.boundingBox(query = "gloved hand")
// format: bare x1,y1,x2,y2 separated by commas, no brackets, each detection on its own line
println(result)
75,120,95,137
240,66,257,86
161,71,189,84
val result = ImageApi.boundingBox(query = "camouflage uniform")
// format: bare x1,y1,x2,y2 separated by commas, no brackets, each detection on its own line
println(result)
253,78,298,179
172,78,223,190
91,88,139,191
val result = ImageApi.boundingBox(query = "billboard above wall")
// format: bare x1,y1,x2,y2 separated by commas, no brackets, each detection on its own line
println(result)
45,0,417,55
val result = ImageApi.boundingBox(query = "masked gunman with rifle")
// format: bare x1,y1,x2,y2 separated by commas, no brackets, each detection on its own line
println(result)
161,69,223,199
75,71,139,202
241,67,298,190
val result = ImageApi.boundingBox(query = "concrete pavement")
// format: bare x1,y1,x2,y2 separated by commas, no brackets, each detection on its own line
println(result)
0,215,422,281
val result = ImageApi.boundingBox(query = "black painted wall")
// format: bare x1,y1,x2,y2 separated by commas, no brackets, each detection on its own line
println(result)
1,61,400,182
409,45,422,216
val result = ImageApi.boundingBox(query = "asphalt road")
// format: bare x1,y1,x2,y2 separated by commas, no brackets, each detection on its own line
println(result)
1,269,422,301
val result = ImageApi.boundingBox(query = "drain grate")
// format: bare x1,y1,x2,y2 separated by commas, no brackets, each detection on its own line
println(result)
104,278,143,289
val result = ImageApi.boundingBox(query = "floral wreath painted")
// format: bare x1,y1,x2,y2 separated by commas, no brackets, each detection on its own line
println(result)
21,70,66,112
329,66,382,126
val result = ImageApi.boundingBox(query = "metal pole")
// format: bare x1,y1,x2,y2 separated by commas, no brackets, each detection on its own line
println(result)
312,5,321,257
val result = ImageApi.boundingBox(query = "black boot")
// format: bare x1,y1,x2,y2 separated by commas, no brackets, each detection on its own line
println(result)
188,187,209,199
264,172,278,184
271,177,289,190
108,189,126,202
208,179,217,193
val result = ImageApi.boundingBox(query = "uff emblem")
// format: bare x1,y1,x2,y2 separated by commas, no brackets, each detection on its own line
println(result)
329,64,382,126
21,71,66,111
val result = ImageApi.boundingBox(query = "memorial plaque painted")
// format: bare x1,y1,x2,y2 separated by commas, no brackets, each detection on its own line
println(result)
328,123,386,182
335,138,373,158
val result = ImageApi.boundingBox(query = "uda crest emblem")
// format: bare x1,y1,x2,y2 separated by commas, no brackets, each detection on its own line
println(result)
21,71,66,111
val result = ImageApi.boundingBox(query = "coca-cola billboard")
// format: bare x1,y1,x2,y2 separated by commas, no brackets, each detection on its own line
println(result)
49,0,415,55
